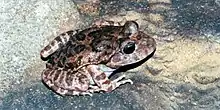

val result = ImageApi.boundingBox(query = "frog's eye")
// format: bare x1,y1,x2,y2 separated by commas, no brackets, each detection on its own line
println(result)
123,42,136,54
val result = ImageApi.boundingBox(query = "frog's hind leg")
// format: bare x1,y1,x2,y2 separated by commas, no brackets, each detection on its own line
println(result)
40,30,78,59
42,67,92,96
87,65,133,93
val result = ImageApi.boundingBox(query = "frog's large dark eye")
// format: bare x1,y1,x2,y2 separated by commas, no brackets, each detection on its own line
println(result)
123,42,135,54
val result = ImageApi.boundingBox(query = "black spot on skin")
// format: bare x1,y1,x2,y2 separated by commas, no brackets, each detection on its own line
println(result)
76,33,86,41
58,72,65,84
51,85,59,91
67,30,74,36
78,74,88,84
60,88,65,93
61,33,66,36
55,35,62,42
62,57,67,65
50,41,56,46
42,68,51,77
67,46,75,57
118,38,127,45
69,35,77,42
101,27,116,34
46,62,53,68
88,30,101,39
53,70,60,81
75,45,85,54
66,71,73,86
58,42,63,48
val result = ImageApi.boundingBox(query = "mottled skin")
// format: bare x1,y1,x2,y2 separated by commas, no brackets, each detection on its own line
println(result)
40,20,156,96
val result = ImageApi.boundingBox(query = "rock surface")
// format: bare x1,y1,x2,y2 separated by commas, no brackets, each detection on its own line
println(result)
1,0,220,110
0,0,81,98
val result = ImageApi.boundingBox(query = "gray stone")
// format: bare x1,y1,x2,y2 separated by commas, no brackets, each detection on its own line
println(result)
1,0,220,109
0,0,81,98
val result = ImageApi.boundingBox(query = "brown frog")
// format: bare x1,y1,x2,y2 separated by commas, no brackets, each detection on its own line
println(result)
40,20,156,96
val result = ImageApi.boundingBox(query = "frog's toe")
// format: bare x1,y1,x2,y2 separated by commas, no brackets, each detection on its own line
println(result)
81,92,93,96
126,79,133,84
112,74,126,83
116,79,133,87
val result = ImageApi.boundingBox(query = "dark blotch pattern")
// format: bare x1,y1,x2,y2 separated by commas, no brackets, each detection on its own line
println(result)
78,73,88,84
66,30,74,36
66,46,75,57
50,41,56,46
76,33,86,41
50,85,59,91
75,45,85,54
66,71,73,86
90,39,113,52
95,73,106,81
88,30,101,39
55,35,62,42
53,70,60,81
58,72,65,84
60,33,66,36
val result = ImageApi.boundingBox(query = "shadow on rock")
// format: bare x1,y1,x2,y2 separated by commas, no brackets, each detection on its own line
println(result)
1,75,165,110
2,75,220,110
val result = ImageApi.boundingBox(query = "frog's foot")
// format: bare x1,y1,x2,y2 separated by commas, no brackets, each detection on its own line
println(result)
62,90,93,96
88,79,133,93
89,85,100,89
88,85,103,93
112,75,133,88
80,91,93,96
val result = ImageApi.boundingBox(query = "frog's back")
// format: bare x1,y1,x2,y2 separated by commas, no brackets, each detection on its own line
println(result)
41,26,123,70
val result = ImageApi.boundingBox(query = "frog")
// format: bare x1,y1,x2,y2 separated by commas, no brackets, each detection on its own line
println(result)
40,20,156,96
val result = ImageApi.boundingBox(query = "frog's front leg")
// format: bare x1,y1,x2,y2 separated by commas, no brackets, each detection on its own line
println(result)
87,65,133,93
40,30,78,59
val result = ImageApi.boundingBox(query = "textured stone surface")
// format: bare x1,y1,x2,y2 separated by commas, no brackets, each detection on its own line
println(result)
0,76,164,110
1,0,220,110
0,0,81,98
171,0,220,34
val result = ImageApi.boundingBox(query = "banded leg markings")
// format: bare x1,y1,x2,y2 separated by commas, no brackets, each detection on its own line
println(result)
41,30,77,58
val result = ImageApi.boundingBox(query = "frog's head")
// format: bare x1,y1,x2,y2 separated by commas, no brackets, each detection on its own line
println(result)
106,21,156,68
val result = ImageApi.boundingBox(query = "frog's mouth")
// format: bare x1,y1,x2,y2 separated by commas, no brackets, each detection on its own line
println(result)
107,47,156,68
108,48,156,74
